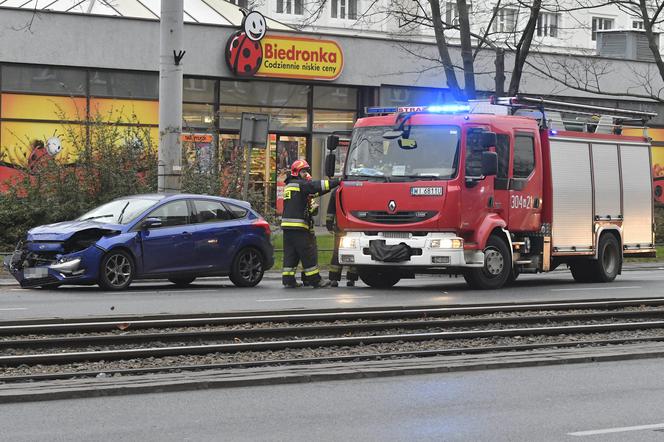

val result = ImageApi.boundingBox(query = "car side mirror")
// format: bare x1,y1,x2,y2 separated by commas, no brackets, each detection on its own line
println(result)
325,154,336,178
142,217,163,229
326,134,339,151
481,151,498,176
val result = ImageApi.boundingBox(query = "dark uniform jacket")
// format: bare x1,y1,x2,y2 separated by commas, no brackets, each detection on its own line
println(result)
281,176,339,230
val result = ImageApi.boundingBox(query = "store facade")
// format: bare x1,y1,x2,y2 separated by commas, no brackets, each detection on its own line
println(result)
0,7,661,216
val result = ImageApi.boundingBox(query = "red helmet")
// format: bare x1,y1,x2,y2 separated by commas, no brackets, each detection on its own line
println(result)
290,159,310,177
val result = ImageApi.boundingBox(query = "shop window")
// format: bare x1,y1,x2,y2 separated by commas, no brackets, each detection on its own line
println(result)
89,70,158,99
592,17,614,41
220,80,309,108
183,78,215,103
314,86,357,110
219,105,308,131
537,12,559,37
379,85,452,108
331,0,357,20
1,94,86,121
89,98,159,125
493,7,517,33
183,103,215,129
1,65,85,95
513,134,535,178
277,0,303,15
313,110,356,132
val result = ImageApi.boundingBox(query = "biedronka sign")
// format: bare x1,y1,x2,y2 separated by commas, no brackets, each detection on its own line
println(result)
225,11,343,81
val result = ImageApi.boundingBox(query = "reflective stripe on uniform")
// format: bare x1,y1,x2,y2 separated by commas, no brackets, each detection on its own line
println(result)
304,266,319,276
281,222,309,229
284,184,300,191
321,180,330,191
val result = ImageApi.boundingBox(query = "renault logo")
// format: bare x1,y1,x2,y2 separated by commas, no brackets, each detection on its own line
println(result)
388,200,397,213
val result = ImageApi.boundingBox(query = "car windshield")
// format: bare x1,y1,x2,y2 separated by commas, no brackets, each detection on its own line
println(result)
78,198,159,225
344,125,460,181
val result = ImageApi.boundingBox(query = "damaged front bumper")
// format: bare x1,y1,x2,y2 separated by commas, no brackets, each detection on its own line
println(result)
3,242,104,288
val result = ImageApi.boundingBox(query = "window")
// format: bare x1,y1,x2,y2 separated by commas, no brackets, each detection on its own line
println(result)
331,0,357,19
495,134,510,189
193,200,234,223
89,71,158,99
592,17,614,41
227,0,248,7
633,20,644,29
183,78,215,103
446,2,459,26
1,65,86,95
513,135,535,178
277,0,303,15
537,12,559,37
147,201,190,227
225,203,249,218
494,8,517,33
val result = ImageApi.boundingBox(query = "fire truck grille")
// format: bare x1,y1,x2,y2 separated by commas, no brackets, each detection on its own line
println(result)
352,211,437,224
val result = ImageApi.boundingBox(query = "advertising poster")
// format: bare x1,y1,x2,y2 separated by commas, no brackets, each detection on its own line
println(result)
182,133,214,172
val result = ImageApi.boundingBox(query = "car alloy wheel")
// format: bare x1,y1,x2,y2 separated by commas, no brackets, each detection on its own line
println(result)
230,248,264,287
99,250,134,290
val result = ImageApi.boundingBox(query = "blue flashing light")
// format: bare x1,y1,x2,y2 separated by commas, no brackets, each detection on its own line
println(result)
549,129,558,136
427,104,470,113
365,107,398,114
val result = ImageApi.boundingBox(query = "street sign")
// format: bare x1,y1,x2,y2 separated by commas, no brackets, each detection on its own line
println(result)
239,113,270,200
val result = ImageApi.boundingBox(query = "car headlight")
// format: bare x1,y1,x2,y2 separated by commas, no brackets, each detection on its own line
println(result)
50,258,81,273
430,238,463,249
340,236,359,249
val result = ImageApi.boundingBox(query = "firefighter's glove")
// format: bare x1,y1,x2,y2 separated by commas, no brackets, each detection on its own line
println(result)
309,200,319,216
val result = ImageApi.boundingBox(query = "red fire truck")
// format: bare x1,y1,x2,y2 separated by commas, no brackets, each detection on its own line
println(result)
325,97,656,289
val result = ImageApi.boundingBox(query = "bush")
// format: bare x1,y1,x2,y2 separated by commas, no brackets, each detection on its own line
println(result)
0,117,157,250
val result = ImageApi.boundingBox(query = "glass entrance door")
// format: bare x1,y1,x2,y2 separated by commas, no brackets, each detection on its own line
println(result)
274,135,307,214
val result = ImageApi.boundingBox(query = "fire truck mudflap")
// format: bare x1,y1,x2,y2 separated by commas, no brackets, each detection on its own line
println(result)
338,231,484,267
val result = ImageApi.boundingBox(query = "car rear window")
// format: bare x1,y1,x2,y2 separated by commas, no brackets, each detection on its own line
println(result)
225,203,248,219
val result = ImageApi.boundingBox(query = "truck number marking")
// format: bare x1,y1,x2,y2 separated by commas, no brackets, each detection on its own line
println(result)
510,195,533,209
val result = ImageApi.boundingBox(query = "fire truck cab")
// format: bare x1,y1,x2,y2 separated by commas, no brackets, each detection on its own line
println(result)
327,97,656,290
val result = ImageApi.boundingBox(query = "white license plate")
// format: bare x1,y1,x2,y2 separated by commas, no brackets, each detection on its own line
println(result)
411,187,443,196
24,267,48,279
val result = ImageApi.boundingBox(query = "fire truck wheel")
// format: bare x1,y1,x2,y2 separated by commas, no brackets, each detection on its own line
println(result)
505,266,519,285
464,235,511,290
591,233,622,282
569,261,594,282
358,269,400,289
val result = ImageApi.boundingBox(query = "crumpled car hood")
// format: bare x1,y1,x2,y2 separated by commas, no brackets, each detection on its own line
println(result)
27,220,122,242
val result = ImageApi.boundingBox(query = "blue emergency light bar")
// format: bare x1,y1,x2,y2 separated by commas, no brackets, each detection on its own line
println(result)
365,104,470,115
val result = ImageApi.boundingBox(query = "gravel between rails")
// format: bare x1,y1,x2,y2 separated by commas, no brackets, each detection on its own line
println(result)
1,306,660,342
3,329,664,378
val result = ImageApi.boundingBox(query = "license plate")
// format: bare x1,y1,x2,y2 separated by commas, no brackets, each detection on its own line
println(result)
24,267,48,279
411,187,443,196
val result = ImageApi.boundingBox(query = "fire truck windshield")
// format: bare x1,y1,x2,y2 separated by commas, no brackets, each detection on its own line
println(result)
344,125,459,180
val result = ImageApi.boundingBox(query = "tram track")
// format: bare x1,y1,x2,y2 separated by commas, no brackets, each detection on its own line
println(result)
4,297,664,383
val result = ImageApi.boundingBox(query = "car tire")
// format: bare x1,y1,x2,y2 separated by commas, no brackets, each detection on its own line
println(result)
98,249,134,291
464,235,511,290
169,277,196,287
230,248,264,287
358,269,400,288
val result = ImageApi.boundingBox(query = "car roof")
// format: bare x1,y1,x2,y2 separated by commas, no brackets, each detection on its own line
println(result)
116,193,252,210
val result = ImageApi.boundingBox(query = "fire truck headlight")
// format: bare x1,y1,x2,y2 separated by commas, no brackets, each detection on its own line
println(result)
340,236,359,249
430,238,463,249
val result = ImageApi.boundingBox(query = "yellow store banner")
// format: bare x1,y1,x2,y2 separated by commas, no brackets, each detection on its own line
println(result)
257,35,343,81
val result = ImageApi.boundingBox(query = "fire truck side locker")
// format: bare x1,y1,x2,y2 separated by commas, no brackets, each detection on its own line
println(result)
547,134,654,266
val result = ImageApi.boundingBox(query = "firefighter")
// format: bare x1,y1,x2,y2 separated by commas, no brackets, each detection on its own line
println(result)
281,159,340,288
326,187,358,287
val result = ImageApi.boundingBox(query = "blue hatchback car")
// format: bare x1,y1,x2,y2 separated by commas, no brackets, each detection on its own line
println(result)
4,194,274,290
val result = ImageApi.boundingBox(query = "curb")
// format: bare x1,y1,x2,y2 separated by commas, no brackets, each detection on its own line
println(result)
2,342,664,403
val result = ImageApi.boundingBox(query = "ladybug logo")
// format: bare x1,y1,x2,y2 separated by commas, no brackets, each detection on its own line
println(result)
226,11,267,77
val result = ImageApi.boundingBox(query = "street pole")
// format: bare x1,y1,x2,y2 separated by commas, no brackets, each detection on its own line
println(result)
158,0,184,193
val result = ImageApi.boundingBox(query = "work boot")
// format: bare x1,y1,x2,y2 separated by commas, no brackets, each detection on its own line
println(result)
346,280,355,287
311,280,331,289
330,280,339,288
283,282,303,289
